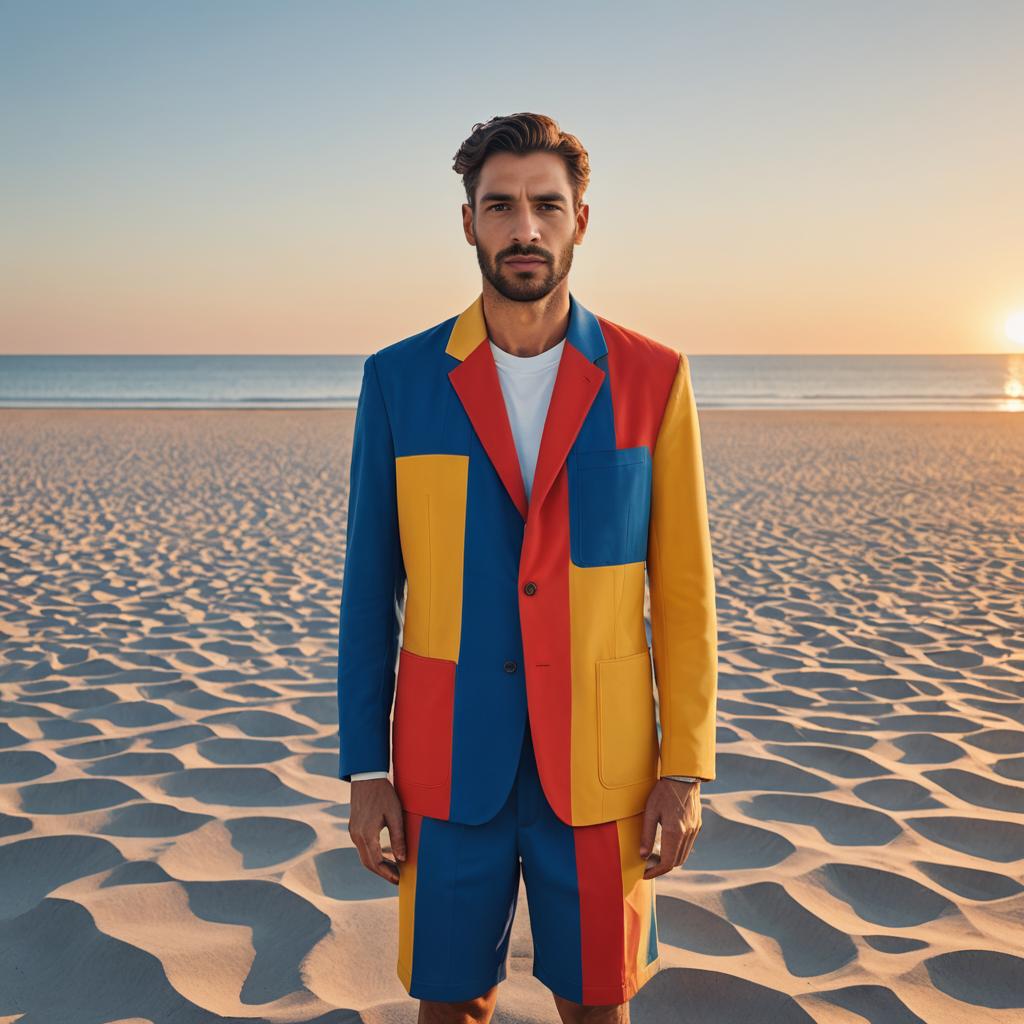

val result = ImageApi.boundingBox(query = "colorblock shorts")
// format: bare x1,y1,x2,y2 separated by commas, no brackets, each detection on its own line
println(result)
396,723,662,1005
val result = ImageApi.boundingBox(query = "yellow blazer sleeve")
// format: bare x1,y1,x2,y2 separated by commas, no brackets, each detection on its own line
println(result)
647,352,718,780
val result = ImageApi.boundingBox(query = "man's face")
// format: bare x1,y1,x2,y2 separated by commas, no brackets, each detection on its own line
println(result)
464,151,588,303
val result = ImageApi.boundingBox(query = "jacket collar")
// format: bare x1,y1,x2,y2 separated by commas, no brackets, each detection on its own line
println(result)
446,291,607,521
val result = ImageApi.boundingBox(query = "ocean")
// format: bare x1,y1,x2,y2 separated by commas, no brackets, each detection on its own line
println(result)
1,354,1021,412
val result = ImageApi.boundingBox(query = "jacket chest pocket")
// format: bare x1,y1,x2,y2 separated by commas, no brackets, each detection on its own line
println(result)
569,446,652,567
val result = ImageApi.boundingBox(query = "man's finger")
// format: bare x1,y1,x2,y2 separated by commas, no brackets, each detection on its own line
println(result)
365,825,385,869
660,826,684,865
351,832,374,874
386,807,407,861
643,825,686,879
676,825,699,867
350,824,394,882
376,855,400,885
638,802,659,858
643,852,671,880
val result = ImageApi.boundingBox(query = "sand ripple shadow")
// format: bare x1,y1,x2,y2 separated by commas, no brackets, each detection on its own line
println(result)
0,834,125,920
631,966,817,1023
924,949,1024,1009
740,793,902,845
813,862,959,927
720,881,858,976
683,808,796,871
654,895,752,956
315,847,402,901
158,767,322,807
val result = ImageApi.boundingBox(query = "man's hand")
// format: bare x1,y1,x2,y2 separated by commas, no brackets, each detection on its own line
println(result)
639,777,703,879
348,777,406,885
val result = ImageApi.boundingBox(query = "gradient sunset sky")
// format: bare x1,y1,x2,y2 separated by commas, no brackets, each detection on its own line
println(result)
3,0,1022,355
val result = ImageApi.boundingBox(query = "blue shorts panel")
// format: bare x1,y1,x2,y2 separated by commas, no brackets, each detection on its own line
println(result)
396,724,660,1005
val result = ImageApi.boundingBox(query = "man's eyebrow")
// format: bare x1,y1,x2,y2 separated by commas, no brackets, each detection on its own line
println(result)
479,191,568,204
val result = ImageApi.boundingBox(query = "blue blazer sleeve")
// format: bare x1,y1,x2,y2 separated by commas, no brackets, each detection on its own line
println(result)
337,352,406,781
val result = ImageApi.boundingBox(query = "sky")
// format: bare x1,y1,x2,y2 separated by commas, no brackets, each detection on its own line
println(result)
2,0,1022,356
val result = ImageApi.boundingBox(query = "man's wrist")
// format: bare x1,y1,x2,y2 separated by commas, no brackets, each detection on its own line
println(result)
662,774,700,783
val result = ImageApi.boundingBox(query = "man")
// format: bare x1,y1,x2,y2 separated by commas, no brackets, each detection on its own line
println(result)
337,112,717,1024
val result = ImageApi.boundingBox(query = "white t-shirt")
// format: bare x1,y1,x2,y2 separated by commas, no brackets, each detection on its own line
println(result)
487,335,566,502
350,336,696,784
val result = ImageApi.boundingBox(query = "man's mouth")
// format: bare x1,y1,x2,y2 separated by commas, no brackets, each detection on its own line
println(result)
505,256,546,269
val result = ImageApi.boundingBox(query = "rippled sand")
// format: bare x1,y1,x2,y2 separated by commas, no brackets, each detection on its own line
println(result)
0,408,1022,1023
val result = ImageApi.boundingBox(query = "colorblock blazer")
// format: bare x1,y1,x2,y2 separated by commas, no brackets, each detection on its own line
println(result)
337,291,718,827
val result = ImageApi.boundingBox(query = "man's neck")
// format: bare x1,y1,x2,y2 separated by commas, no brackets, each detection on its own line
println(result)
482,282,570,358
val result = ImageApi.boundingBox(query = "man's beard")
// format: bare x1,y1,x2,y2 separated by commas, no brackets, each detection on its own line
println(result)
477,237,574,303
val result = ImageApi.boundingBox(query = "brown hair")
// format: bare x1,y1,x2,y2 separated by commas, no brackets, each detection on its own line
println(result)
453,112,591,213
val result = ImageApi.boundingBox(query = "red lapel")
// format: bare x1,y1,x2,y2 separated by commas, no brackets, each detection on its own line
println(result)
446,293,605,522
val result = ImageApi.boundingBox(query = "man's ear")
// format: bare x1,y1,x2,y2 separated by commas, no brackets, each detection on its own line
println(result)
462,203,476,245
574,202,590,244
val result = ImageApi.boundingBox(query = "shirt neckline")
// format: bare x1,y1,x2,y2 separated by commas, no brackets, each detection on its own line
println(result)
488,337,566,374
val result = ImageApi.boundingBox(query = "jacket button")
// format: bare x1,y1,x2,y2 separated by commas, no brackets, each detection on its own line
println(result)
504,660,517,673
523,581,537,595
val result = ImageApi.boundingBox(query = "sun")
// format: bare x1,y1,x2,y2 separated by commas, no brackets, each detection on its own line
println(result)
1006,311,1024,347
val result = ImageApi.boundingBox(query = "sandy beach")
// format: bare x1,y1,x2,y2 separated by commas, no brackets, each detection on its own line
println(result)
1,406,1022,1024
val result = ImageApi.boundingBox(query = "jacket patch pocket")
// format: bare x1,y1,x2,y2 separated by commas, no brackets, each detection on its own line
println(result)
570,446,652,567
392,646,455,790
596,646,659,789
